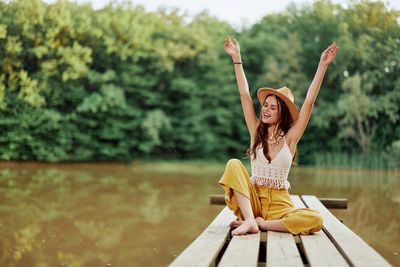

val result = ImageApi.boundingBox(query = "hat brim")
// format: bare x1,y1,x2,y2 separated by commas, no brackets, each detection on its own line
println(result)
257,87,299,122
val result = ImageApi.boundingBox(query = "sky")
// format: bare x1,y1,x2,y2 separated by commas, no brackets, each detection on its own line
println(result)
43,0,400,28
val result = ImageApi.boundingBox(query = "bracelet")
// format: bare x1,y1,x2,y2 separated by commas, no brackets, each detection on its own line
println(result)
233,61,243,65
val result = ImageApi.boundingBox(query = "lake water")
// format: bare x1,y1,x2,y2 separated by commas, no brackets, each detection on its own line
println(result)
0,161,399,266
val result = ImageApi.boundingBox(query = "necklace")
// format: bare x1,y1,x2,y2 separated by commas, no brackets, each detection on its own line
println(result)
267,130,284,146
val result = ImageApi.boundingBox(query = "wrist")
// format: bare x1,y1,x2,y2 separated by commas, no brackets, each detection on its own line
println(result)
232,55,242,62
318,60,329,68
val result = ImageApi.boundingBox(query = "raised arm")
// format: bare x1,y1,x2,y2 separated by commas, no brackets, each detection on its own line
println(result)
287,42,338,146
224,37,258,137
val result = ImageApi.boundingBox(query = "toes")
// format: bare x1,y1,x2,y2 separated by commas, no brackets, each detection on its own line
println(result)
231,229,241,236
230,220,244,227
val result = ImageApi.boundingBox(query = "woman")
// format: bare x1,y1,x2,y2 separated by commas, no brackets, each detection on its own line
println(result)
220,37,338,236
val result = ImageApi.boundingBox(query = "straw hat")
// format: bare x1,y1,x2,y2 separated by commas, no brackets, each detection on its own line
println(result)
257,86,299,122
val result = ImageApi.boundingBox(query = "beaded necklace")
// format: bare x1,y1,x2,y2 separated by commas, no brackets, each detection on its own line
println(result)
267,129,284,146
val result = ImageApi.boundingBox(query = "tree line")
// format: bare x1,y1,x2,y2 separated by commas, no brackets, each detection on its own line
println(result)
0,0,399,167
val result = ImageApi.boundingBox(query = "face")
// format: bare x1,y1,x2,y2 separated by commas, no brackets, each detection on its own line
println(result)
261,95,280,125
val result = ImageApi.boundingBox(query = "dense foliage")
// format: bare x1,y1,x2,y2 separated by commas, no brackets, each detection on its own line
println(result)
0,0,399,167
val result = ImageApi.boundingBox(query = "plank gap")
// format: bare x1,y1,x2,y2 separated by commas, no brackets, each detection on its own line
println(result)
321,227,355,267
258,241,266,263
215,239,230,266
301,196,356,267
295,235,309,265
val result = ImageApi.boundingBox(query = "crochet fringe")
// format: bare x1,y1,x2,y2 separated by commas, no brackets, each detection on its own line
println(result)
251,176,290,189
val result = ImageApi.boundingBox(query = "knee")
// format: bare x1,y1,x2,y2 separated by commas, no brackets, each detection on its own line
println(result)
220,158,248,184
282,210,324,235
225,159,244,175
311,213,323,232
226,158,242,168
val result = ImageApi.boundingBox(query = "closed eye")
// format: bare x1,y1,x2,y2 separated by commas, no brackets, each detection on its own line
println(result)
264,103,277,109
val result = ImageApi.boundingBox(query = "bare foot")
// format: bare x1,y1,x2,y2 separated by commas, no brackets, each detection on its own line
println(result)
229,220,244,228
255,217,267,230
231,218,259,236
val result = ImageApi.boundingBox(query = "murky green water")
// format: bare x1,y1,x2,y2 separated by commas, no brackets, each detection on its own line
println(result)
0,161,399,266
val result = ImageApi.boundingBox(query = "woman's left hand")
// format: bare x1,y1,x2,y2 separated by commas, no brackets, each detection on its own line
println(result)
320,42,338,65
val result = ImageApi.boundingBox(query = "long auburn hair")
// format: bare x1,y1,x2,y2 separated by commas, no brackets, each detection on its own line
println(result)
246,94,295,163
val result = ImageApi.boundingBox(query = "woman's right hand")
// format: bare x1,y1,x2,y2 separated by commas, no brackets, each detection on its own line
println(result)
224,36,240,59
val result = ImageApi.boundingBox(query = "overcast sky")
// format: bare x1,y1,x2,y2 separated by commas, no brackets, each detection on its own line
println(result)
43,0,400,28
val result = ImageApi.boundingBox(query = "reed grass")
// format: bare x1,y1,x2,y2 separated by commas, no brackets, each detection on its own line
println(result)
312,151,398,169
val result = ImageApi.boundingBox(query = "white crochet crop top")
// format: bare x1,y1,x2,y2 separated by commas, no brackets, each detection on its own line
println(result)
250,137,293,189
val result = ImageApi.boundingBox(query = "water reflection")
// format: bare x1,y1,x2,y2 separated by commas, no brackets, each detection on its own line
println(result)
289,167,400,265
0,162,398,266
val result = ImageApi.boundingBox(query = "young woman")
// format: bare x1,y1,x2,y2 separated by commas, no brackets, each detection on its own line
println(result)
219,37,338,236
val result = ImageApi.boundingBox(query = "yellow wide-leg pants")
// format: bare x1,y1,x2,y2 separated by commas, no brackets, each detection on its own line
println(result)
219,159,323,235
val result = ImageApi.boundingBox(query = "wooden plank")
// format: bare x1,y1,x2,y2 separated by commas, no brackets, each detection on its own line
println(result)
218,233,260,267
302,195,391,267
210,195,230,205
319,198,347,209
266,195,302,267
301,231,349,267
209,194,347,209
291,195,306,208
291,195,349,266
267,231,303,267
169,206,236,267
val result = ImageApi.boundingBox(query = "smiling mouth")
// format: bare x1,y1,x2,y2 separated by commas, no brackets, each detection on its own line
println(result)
263,114,271,119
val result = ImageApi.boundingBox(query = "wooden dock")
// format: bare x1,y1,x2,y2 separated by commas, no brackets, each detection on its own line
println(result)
169,195,391,267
